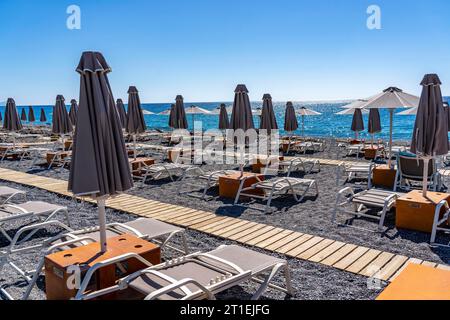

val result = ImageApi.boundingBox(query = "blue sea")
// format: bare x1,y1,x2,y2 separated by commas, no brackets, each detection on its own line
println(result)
5,98,450,142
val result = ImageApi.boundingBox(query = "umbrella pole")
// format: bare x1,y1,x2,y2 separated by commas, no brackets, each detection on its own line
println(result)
302,116,305,139
422,157,430,197
388,109,394,168
133,134,137,160
61,135,65,151
97,197,108,253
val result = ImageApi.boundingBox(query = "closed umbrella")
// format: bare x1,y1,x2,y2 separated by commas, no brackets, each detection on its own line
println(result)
40,108,47,123
69,99,78,126
167,104,176,128
410,74,449,196
52,95,73,148
69,51,133,253
116,99,127,129
28,106,36,123
444,102,450,130
361,87,419,166
260,94,278,133
126,86,147,160
230,84,254,174
21,108,27,122
218,103,230,130
350,108,364,139
174,95,188,130
297,107,321,137
284,102,298,133
3,98,23,147
0,112,2,122
368,109,382,146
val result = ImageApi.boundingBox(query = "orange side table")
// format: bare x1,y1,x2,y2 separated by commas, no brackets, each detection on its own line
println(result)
396,190,450,233
377,264,450,300
44,234,160,300
219,172,264,200
372,165,397,189
129,157,155,176
364,146,383,160
252,156,284,173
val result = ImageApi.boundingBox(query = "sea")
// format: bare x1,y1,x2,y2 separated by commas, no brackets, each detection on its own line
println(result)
5,98,450,142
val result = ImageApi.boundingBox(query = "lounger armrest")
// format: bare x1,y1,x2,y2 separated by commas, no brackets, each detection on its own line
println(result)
46,236,97,254
106,222,144,238
144,278,215,300
76,253,154,300
2,204,31,214
338,187,355,196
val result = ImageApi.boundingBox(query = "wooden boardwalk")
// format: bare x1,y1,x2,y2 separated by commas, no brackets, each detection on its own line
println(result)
0,167,448,282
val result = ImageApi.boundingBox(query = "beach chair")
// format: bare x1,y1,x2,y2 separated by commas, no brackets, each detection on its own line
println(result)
178,169,241,199
138,163,196,185
74,245,293,300
47,150,72,170
336,162,373,188
234,177,319,213
0,201,69,243
262,157,321,176
333,187,402,231
0,186,27,205
0,217,189,300
393,155,440,192
430,200,450,247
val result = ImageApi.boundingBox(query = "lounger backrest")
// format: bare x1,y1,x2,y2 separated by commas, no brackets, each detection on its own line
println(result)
398,155,435,180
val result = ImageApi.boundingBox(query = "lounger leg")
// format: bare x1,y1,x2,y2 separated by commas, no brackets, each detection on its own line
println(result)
0,226,13,243
378,206,388,232
283,264,294,296
251,264,284,300
234,180,246,205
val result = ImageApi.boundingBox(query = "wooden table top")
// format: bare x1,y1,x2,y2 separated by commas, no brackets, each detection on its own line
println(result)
398,190,450,205
377,264,450,300
45,234,159,269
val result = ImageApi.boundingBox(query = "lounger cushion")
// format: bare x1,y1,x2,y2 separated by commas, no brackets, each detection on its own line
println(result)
125,218,183,239
0,186,25,197
207,245,286,274
129,262,225,299
5,201,66,216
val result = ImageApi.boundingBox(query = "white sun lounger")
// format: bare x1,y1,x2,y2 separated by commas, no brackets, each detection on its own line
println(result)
430,200,450,247
73,245,293,301
0,201,69,243
235,177,319,213
262,157,321,176
137,163,197,185
333,187,402,232
336,162,373,188
0,186,27,205
0,217,189,300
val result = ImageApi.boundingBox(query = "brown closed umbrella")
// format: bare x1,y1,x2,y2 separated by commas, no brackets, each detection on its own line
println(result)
443,102,450,131
218,103,230,130
284,102,298,133
350,108,364,139
21,108,27,122
69,99,78,126
168,103,177,128
28,106,36,123
230,84,254,174
368,108,381,146
116,99,127,129
69,51,133,253
126,86,147,160
411,74,449,196
174,95,188,129
40,108,47,123
52,95,73,148
3,98,23,147
260,94,278,133
230,84,254,131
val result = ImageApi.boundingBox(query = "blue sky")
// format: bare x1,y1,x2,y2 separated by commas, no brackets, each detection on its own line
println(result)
0,0,449,105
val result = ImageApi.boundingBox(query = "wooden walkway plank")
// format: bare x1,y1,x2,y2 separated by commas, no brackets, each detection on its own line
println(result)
286,237,324,258
227,224,268,241
321,244,358,266
374,255,409,281
246,228,285,246
359,252,395,278
265,232,305,252
235,225,276,244
297,239,335,260
345,249,381,274
215,221,259,238
276,234,314,255
308,241,346,263
206,220,251,235
255,229,295,249
388,258,423,282
333,247,370,270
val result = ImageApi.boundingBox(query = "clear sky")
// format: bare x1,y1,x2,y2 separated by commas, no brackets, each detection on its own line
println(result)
0,0,449,105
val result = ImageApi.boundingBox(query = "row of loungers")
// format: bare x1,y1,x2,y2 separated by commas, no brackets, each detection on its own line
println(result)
0,186,293,300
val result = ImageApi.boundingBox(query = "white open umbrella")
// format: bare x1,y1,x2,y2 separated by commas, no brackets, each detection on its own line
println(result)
336,108,369,115
297,107,321,137
158,109,171,115
185,105,212,125
142,110,155,115
360,87,419,166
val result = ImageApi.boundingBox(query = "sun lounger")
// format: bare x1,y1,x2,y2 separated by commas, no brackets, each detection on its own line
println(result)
393,154,440,192
73,244,293,300
333,187,402,231
137,163,196,185
429,200,450,247
263,157,321,176
0,201,69,243
0,186,27,205
0,217,189,300
336,162,373,188
47,150,72,170
235,177,319,213
178,169,241,198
